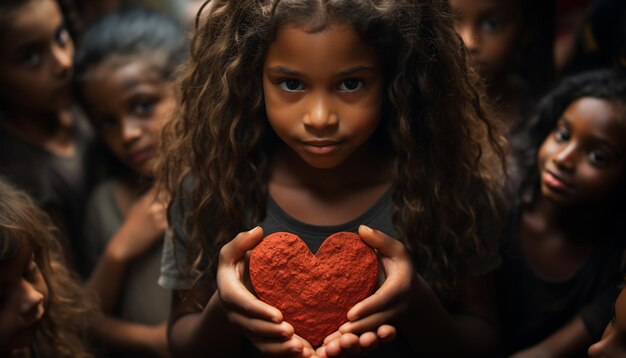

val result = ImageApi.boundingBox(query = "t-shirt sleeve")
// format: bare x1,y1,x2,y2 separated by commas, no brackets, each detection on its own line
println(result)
158,192,200,290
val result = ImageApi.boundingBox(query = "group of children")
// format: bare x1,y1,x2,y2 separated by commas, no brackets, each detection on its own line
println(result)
0,0,625,357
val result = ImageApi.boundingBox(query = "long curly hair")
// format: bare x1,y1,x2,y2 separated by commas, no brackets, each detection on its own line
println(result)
510,68,626,207
0,178,98,357
159,0,506,299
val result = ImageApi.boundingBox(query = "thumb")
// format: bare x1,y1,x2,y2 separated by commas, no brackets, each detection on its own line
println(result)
223,226,265,259
358,225,405,258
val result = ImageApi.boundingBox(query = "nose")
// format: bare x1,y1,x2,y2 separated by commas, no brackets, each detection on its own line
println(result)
458,25,478,53
587,337,608,357
19,280,45,318
302,92,338,131
552,142,578,172
51,44,73,78
121,118,142,145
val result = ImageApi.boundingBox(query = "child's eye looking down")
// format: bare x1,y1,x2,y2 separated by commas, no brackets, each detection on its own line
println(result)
21,51,41,67
279,79,304,92
588,150,608,166
132,99,156,116
554,128,570,143
338,79,362,92
482,18,502,33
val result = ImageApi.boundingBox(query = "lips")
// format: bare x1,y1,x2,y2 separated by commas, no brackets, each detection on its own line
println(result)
542,169,575,192
129,146,155,164
302,140,341,155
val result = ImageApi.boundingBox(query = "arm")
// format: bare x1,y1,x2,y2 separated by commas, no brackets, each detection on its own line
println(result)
93,316,169,357
510,316,592,358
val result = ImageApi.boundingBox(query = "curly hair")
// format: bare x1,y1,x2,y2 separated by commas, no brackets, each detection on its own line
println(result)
0,177,99,357
510,68,626,206
159,0,506,300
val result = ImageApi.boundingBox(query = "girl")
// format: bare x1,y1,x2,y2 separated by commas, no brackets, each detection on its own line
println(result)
499,69,626,357
74,10,186,357
158,0,506,357
0,0,100,276
449,0,556,132
0,177,98,357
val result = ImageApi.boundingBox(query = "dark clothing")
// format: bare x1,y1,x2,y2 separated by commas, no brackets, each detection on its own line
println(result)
0,110,99,275
497,208,624,357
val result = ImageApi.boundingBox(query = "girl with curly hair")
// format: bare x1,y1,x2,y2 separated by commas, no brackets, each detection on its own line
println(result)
500,69,626,357
158,0,506,356
0,177,99,357
0,0,100,276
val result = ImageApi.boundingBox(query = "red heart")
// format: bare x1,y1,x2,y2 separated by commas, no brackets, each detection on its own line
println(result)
249,231,378,347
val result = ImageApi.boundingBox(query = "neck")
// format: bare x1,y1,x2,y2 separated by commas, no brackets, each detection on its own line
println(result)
1,108,76,154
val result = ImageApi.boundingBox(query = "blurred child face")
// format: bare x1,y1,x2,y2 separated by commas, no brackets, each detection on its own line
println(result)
0,242,48,351
537,97,626,206
450,0,522,82
82,59,176,177
263,23,383,169
0,0,74,114
588,287,626,358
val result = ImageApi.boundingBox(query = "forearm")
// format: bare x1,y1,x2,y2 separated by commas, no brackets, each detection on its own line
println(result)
398,275,499,357
86,243,129,313
516,316,592,358
93,316,167,355
168,292,242,356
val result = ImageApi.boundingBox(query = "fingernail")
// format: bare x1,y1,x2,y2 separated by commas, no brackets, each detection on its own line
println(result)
248,226,260,233
360,225,373,233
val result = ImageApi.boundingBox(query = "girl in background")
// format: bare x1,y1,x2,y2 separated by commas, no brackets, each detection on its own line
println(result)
158,0,506,357
74,10,186,357
0,177,98,357
0,0,100,276
500,69,626,357
450,0,556,132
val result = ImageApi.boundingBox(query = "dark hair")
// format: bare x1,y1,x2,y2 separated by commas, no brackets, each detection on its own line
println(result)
0,177,98,357
0,0,81,42
74,9,187,85
159,0,506,300
510,68,626,203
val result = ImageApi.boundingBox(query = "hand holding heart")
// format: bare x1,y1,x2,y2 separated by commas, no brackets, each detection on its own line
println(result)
216,226,315,357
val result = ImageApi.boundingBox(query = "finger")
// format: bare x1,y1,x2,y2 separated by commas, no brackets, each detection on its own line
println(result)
377,324,396,343
323,337,343,357
358,225,410,259
218,278,283,322
229,312,294,339
323,331,342,345
248,335,305,357
220,226,265,260
358,331,379,351
340,311,394,335
338,333,362,355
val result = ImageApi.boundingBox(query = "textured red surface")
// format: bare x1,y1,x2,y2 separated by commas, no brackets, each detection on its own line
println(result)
249,232,379,347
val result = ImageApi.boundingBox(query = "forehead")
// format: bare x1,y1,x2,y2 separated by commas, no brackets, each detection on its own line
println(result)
264,24,379,74
0,0,62,48
563,97,626,151
449,0,521,14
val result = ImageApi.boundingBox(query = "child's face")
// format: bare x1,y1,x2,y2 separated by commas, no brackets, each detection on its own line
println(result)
82,59,176,177
263,23,383,169
0,0,74,114
0,242,48,351
588,287,626,357
449,0,522,82
537,97,626,206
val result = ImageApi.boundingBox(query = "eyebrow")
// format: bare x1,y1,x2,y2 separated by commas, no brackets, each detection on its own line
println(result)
266,66,375,77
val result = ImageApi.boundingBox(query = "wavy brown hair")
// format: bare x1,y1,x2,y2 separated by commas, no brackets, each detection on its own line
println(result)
0,177,98,357
159,0,506,300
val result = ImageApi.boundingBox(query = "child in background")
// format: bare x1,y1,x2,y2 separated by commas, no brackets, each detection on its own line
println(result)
499,69,626,357
158,0,506,357
0,177,98,357
74,10,186,357
588,282,626,358
0,0,100,276
449,0,556,132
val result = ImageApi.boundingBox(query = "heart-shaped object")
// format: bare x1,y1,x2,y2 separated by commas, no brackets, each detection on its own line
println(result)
249,231,378,346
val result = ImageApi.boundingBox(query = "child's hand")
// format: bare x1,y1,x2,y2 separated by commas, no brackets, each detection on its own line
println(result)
217,227,315,357
108,187,167,262
317,225,413,356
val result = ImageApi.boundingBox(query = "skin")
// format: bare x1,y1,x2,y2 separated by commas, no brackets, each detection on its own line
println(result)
82,59,173,357
82,58,176,178
588,287,626,358
449,0,522,86
512,98,626,357
537,97,626,206
0,242,49,353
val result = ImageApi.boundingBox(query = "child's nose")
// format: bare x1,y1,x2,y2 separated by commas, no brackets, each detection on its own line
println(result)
458,25,479,53
302,94,338,130
19,281,45,318
51,44,72,77
552,142,578,172
587,336,609,358
121,119,142,143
